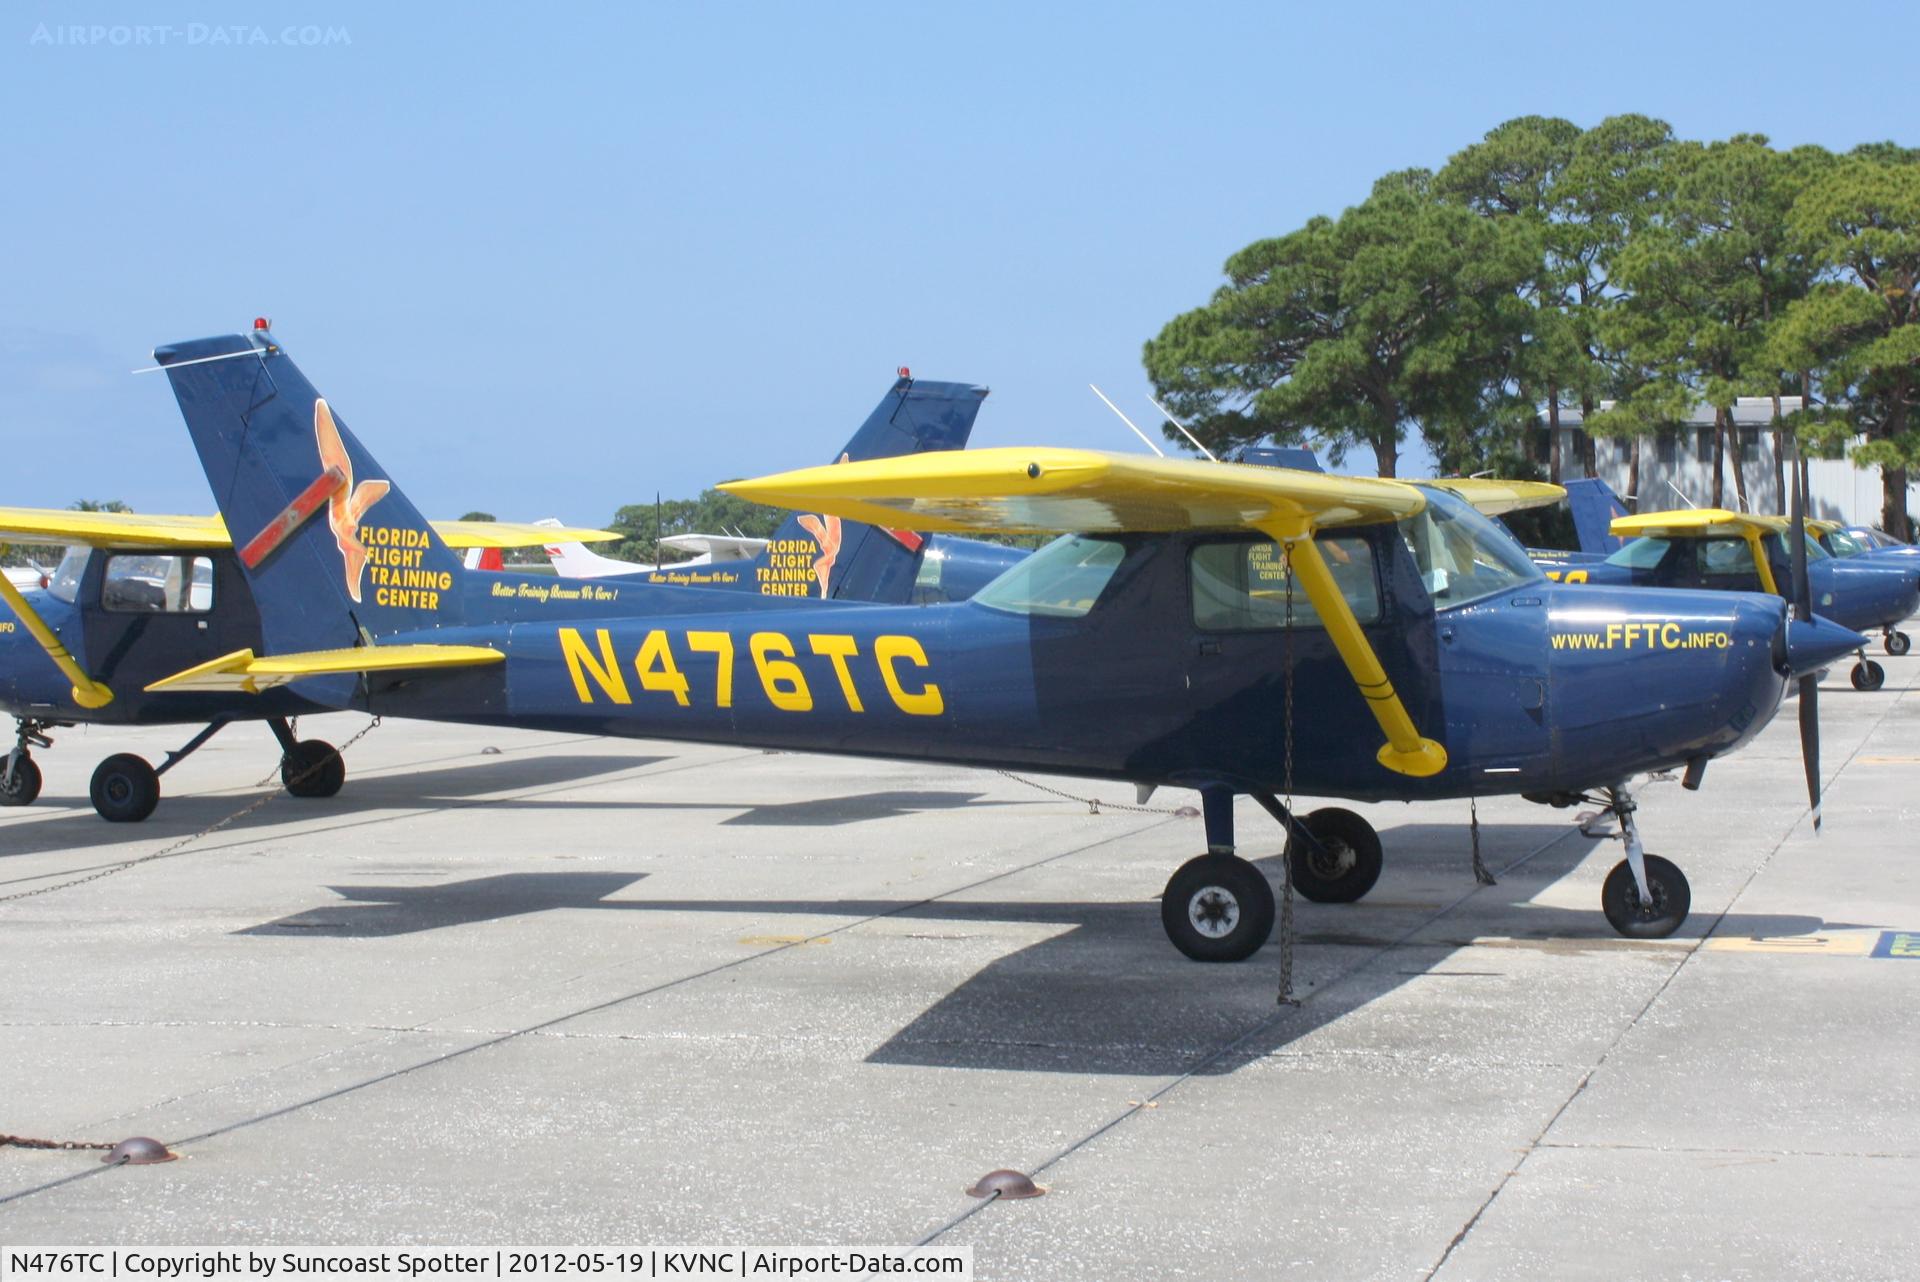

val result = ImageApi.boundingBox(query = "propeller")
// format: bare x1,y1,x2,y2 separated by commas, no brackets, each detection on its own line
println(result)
1789,448,1821,831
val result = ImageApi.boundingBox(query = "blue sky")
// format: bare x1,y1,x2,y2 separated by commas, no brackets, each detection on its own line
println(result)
2,0,1914,522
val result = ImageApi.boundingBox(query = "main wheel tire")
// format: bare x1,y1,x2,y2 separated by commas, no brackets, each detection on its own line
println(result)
1290,807,1385,903
1851,659,1887,691
90,753,160,823
1601,855,1690,939
0,754,42,807
1161,854,1276,963
1886,631,1911,657
281,739,345,798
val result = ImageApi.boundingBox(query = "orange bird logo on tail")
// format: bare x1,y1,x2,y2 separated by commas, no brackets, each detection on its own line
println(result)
793,452,850,599
796,513,842,599
314,399,390,602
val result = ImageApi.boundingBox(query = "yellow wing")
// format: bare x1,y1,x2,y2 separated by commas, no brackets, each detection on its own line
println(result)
1611,508,1789,539
431,521,618,549
146,644,504,694
720,447,1426,535
723,447,1447,777
0,507,229,550
1417,478,1566,516
0,506,614,551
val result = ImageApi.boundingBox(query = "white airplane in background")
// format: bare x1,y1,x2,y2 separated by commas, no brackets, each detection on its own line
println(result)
535,518,766,579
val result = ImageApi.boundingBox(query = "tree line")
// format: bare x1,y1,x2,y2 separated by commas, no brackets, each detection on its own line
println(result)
1142,115,1920,535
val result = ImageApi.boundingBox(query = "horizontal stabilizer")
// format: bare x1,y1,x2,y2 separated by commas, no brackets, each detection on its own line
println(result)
1418,478,1566,517
0,506,614,552
146,644,504,694
721,448,1426,535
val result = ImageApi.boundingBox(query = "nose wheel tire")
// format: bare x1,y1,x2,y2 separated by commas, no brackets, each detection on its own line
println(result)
90,753,160,823
1,754,42,807
1851,659,1886,691
1601,854,1690,939
281,740,345,799
1161,853,1275,963
1290,807,1384,903
1886,631,1911,657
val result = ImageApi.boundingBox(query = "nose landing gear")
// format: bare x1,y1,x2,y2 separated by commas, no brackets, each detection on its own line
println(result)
1851,651,1888,690
1591,785,1691,939
2,719,63,808
1885,629,1911,657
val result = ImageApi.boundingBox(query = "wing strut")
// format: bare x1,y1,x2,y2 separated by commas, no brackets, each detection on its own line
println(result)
0,574,113,709
1259,518,1447,778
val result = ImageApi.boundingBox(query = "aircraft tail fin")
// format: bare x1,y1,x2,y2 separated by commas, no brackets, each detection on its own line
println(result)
1565,478,1631,555
536,517,649,578
739,375,989,601
155,328,468,654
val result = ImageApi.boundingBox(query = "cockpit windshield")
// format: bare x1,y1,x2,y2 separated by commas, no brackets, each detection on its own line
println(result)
1399,487,1543,608
1772,531,1828,563
1823,527,1867,557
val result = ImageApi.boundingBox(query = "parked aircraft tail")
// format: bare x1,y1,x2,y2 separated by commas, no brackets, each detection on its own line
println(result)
1566,477,1631,556
156,326,468,654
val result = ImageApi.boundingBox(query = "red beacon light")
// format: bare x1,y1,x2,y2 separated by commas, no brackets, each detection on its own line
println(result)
253,317,272,331
897,365,911,379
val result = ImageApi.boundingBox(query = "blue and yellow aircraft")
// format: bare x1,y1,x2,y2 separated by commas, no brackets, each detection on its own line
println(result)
0,363,996,820
1532,504,1919,689
1810,517,1920,656
4,328,1868,955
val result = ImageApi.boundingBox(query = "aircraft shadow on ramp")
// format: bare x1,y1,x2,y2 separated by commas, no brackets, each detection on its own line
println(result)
225,819,1881,1075
241,871,652,938
0,752,668,857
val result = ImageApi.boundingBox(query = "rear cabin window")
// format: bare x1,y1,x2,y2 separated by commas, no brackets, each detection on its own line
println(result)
101,554,213,614
48,546,89,604
1605,537,1670,570
1189,536,1380,631
973,535,1127,619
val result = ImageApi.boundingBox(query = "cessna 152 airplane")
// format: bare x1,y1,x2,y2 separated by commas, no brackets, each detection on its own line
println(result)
0,362,994,820
1810,516,1920,656
13,325,1857,960
0,509,615,816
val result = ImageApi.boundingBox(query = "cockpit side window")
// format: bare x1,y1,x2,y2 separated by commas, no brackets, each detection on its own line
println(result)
1699,535,1760,585
101,554,214,614
1189,535,1380,631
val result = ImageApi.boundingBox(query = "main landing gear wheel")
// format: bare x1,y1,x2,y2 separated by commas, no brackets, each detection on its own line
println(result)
90,753,160,823
1161,853,1275,963
1290,807,1384,904
281,740,345,799
1885,631,1911,657
1601,854,1690,938
1851,659,1887,691
1,754,42,807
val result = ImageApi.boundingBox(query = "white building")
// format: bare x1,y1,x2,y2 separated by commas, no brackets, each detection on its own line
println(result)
1544,398,1920,529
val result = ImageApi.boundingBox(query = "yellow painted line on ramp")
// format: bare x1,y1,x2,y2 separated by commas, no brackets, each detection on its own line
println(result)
1706,932,1878,956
